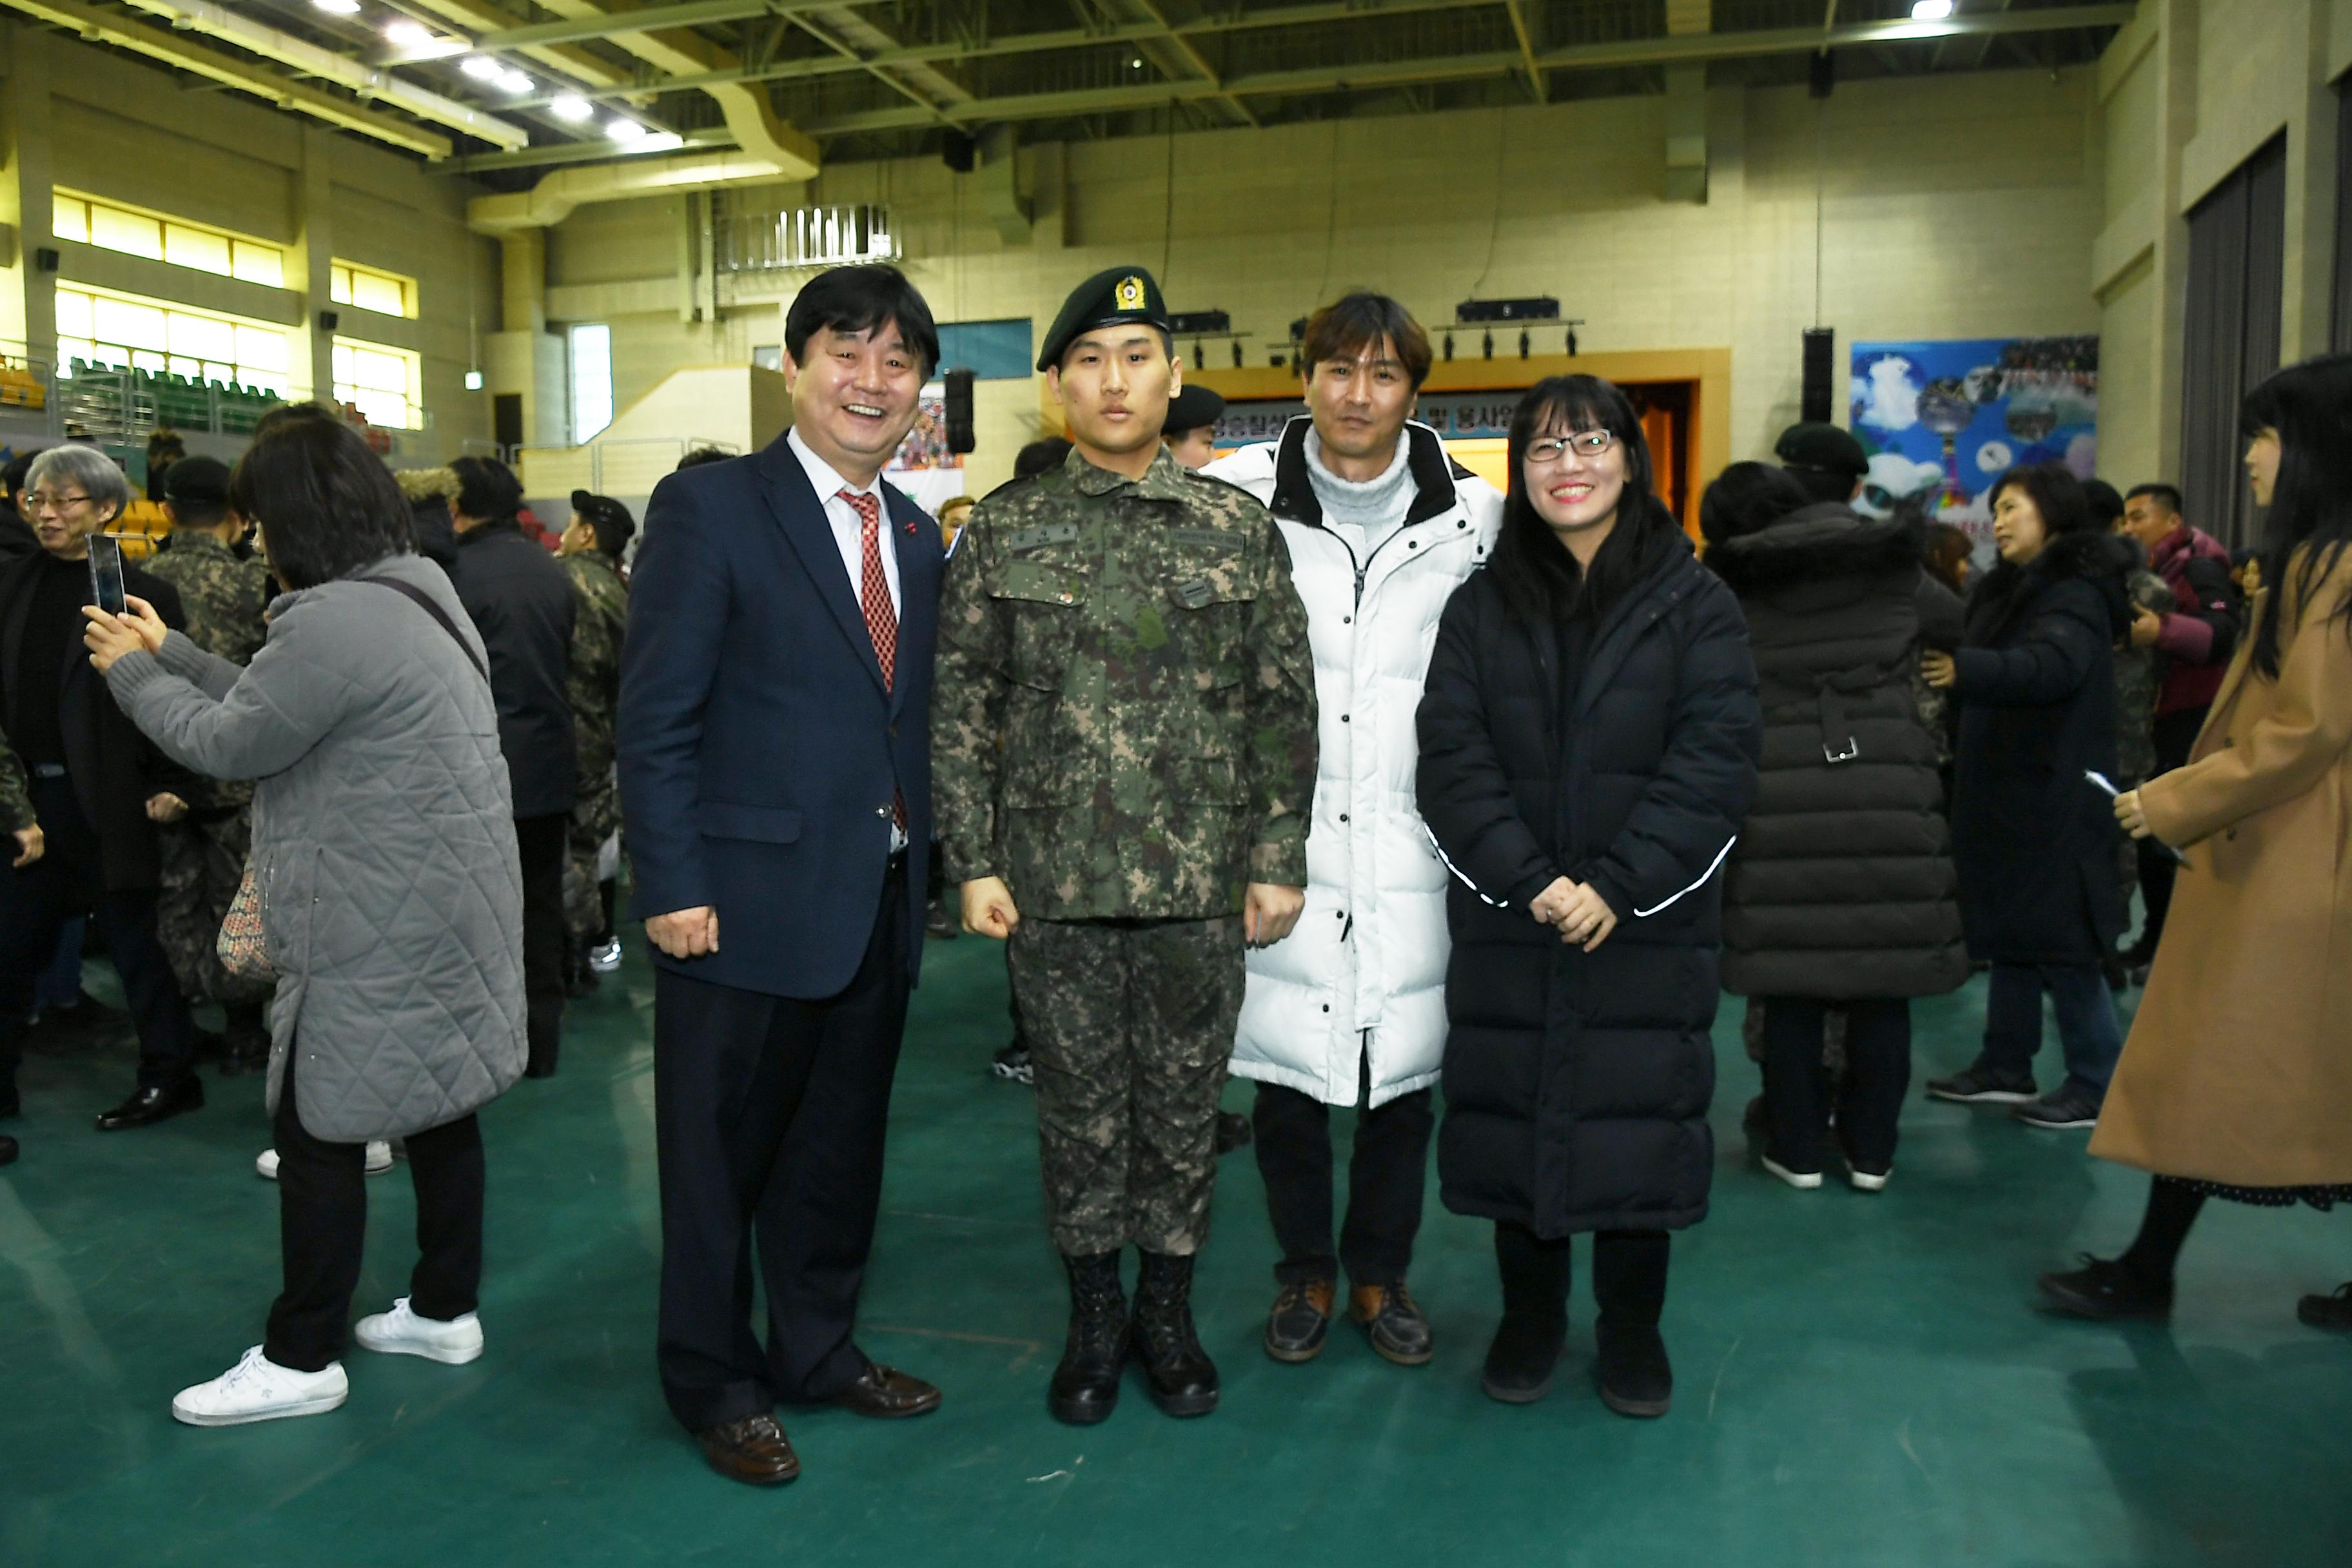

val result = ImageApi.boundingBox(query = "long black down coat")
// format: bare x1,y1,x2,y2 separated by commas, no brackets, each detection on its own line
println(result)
1707,505,1970,1001
1948,528,2133,965
1416,527,1761,1238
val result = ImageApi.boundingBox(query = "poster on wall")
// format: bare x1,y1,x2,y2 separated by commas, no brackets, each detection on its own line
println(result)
1848,336,2098,560
885,383,966,515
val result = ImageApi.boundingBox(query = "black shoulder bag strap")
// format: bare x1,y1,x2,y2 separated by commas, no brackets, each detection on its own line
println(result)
360,576,491,687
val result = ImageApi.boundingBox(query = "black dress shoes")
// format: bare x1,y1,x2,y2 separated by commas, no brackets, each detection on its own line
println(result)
829,1363,941,1419
696,1414,799,1486
95,1077,205,1132
1350,1281,1435,1366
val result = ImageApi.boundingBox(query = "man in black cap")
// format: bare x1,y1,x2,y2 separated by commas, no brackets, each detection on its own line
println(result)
934,264,1317,1425
558,491,632,987
143,454,274,1073
1775,421,1869,507
1161,384,1226,471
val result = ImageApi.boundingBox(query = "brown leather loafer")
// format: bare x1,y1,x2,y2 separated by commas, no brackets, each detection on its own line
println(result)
830,1363,941,1419
696,1413,799,1486
1350,1281,1435,1366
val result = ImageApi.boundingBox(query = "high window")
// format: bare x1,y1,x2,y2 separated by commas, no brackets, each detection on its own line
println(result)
52,191,286,288
331,260,416,319
333,338,423,429
54,283,293,395
570,324,612,442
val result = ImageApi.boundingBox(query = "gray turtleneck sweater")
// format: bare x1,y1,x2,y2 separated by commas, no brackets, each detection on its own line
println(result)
1305,429,1415,556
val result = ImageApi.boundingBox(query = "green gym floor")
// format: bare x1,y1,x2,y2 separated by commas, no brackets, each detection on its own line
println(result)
3,935,2346,1568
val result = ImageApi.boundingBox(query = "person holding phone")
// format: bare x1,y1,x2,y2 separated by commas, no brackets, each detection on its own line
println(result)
0,444,200,1142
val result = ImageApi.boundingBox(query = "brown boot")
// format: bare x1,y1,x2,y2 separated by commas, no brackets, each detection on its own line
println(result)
1264,1277,1335,1363
1349,1281,1435,1366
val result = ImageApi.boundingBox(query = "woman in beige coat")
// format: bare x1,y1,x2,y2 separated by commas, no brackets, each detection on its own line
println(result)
2039,354,2352,1329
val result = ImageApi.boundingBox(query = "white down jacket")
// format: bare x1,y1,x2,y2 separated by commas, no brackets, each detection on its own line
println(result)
1209,418,1503,1108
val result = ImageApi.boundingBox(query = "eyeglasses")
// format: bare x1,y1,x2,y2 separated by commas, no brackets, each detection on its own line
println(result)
23,493,93,513
1524,431,1618,466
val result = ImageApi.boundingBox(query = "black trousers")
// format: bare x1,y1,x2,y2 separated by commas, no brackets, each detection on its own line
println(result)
1759,996,1912,1174
1494,1222,1670,1324
1251,1073,1433,1288
0,776,196,1098
264,1048,485,1372
652,860,910,1433
514,812,569,1075
2134,705,2208,958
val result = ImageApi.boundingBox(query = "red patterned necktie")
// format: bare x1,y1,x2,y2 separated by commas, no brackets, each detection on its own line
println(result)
841,488,905,833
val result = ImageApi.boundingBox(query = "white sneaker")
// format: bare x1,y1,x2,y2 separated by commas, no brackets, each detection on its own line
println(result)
256,1142,393,1181
354,1297,484,1365
1848,1166,1891,1193
1759,1155,1823,1190
172,1346,348,1426
588,937,623,974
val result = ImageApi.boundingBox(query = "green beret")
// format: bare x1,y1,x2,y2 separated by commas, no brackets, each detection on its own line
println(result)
1164,384,1226,435
1774,420,1868,477
1037,265,1170,372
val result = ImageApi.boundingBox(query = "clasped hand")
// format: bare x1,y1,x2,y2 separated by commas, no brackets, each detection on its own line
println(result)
1530,875,1618,952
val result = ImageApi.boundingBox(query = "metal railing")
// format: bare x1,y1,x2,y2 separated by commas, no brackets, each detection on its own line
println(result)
715,203,898,275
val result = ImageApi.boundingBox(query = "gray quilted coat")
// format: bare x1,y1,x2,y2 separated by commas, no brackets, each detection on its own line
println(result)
106,552,527,1140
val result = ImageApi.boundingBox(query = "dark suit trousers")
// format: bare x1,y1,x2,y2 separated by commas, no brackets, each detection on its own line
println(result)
514,812,569,1074
653,858,910,1433
0,776,197,1097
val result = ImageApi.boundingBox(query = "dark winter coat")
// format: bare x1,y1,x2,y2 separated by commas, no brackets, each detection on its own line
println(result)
1948,529,2133,965
1416,523,1761,1238
451,519,577,819
1707,505,1969,1001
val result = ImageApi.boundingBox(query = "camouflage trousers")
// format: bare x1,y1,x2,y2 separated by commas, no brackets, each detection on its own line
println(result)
158,808,271,1006
565,780,620,944
1006,914,1246,1257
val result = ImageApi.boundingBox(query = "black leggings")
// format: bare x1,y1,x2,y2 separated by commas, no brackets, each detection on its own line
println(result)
264,1050,487,1372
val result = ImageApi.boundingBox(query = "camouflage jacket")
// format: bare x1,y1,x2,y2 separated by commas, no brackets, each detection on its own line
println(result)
561,549,628,789
2113,566,2177,787
141,529,271,810
0,725,32,835
932,445,1318,920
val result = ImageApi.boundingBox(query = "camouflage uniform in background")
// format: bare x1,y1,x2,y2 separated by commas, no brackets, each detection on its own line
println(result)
560,547,629,943
932,446,1318,1257
2113,565,2176,913
0,729,32,837
141,529,272,1007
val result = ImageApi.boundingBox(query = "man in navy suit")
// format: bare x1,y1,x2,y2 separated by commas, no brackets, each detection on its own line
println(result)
619,265,945,1487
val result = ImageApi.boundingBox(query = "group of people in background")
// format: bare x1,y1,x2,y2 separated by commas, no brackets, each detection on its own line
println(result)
6,258,2348,1485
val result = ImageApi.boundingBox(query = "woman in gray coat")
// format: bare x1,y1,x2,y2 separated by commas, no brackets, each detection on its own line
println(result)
84,406,527,1427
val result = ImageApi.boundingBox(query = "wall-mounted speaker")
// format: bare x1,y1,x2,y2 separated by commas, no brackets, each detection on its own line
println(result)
942,132,976,173
1808,51,1835,100
1801,328,1834,424
318,309,340,332
943,368,975,455
35,246,60,273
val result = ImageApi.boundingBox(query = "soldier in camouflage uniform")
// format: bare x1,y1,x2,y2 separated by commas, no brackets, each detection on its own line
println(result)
558,491,632,988
2112,546,2177,946
140,457,273,1071
934,266,1318,1426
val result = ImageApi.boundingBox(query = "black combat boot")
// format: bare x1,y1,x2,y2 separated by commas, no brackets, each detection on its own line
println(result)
1132,1251,1219,1417
1592,1230,1672,1418
1483,1220,1569,1404
220,1004,270,1077
1048,1251,1128,1426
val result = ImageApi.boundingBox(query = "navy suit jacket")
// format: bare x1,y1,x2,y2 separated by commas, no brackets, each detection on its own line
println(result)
618,433,941,999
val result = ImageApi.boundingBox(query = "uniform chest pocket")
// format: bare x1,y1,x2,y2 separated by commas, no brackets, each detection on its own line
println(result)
988,557,1089,690
1167,547,1256,691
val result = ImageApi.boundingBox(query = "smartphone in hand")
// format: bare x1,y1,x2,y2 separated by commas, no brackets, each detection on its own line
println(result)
87,534,127,617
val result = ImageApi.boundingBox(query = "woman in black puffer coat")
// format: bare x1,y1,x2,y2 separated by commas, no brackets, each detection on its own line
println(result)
1417,376,1759,1418
1923,462,2133,1130
1704,464,1969,1194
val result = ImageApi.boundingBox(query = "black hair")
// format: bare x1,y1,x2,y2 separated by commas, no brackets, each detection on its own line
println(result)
2081,478,2126,529
2231,545,2260,570
1491,375,1674,629
1923,520,1974,596
1985,462,2095,540
675,447,733,471
784,264,939,379
1,451,29,502
227,404,417,591
1699,460,1812,547
449,454,524,524
2242,353,2352,678
1781,464,1857,507
1014,436,1074,480
169,496,231,531
2124,482,2184,513
589,514,632,558
1300,292,1433,390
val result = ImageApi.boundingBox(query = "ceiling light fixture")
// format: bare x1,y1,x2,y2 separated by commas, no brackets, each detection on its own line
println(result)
1910,0,1954,18
460,55,504,81
384,20,433,46
498,70,533,93
607,118,648,141
550,95,594,122
639,132,685,152
313,0,362,13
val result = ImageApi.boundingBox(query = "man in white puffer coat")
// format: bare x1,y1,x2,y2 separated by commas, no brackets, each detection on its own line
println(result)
1206,293,1501,1367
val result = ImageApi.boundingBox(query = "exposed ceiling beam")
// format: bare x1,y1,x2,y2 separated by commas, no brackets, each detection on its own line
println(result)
0,0,458,156
1108,0,1260,128
450,123,738,172
104,0,532,146
391,0,640,87
1500,0,1544,104
470,0,784,50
